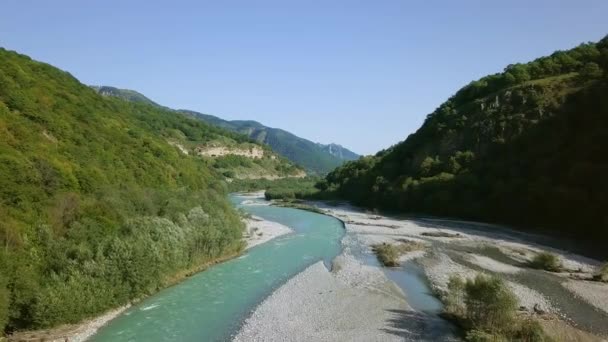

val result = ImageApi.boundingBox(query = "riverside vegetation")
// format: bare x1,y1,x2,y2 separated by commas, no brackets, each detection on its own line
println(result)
0,48,301,335
444,274,550,342
529,252,563,272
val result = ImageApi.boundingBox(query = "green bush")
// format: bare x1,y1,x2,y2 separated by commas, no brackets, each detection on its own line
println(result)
529,252,562,272
222,170,236,178
445,274,551,341
512,319,549,342
372,244,401,267
464,274,518,333
445,275,466,316
372,241,424,267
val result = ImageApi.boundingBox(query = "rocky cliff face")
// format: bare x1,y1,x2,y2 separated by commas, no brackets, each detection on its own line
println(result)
195,145,265,158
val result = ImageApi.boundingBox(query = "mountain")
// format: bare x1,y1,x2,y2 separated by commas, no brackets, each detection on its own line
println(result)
180,110,359,174
90,87,359,175
320,36,608,242
0,48,301,334
320,143,359,161
90,85,160,107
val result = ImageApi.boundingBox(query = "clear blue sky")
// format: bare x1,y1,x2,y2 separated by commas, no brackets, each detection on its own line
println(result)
1,1,607,154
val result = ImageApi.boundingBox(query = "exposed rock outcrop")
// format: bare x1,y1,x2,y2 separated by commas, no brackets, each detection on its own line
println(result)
195,145,264,158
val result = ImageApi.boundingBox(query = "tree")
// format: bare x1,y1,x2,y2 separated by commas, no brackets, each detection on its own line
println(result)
579,62,603,79
504,64,531,83
419,156,441,177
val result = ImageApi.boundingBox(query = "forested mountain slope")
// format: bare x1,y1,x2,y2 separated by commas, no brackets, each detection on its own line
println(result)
90,86,358,175
88,89,302,181
180,110,359,174
320,36,608,241
0,48,296,334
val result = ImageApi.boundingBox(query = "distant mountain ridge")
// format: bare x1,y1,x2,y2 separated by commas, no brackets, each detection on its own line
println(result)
90,85,161,107
179,110,359,174
320,143,359,161
90,85,359,174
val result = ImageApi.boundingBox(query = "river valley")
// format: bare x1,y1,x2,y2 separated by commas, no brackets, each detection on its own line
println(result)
86,193,608,342
88,194,343,341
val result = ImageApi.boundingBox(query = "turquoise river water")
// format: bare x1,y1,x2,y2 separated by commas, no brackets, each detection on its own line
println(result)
91,195,344,341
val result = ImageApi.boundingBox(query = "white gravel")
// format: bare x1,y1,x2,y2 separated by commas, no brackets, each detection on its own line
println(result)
420,253,477,293
506,281,554,313
244,215,293,249
399,250,427,263
237,201,605,339
233,261,412,342
466,254,522,274
67,305,131,342
563,280,608,314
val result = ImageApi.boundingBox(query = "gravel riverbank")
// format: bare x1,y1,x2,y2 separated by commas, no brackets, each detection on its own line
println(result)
272,200,607,340
244,215,293,249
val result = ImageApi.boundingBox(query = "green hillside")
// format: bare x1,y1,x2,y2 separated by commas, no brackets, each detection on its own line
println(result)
88,88,303,181
180,110,359,174
320,37,608,241
0,48,297,334
89,86,356,175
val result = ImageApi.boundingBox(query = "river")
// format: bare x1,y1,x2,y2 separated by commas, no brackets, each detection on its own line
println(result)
91,194,344,341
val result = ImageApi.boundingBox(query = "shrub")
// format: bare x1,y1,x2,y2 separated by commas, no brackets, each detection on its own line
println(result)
594,262,608,282
372,241,425,267
529,252,562,272
444,274,552,342
445,275,466,316
512,319,549,342
372,244,400,267
464,274,518,333
222,170,236,178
